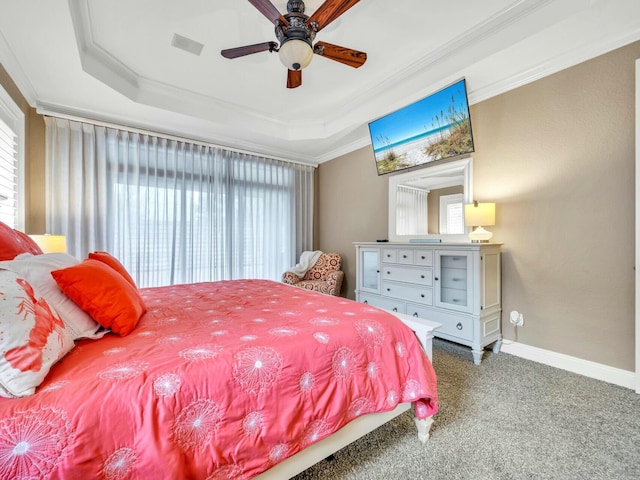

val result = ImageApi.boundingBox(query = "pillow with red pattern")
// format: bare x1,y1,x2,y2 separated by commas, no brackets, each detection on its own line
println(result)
88,251,137,288
0,253,104,340
0,269,75,398
52,259,147,336
0,221,43,261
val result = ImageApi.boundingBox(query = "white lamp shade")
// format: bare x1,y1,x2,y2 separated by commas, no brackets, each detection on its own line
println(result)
29,234,67,254
464,203,495,227
464,203,495,243
279,39,313,70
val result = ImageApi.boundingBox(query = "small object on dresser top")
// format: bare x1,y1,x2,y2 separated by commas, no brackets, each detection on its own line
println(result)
409,238,442,243
376,239,389,242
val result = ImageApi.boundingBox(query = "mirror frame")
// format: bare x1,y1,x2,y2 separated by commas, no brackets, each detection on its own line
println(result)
388,157,473,243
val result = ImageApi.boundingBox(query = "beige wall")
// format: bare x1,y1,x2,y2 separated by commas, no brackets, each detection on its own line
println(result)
317,41,640,371
0,63,46,234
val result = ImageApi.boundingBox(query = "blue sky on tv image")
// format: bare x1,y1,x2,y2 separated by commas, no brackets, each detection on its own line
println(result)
369,79,471,154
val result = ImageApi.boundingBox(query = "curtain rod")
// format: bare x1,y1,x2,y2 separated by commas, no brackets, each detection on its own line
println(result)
37,108,317,169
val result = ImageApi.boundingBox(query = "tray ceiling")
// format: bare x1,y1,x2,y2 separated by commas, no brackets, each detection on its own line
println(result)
1,0,639,164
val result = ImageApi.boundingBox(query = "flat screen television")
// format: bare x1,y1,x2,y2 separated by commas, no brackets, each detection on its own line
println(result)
368,79,475,175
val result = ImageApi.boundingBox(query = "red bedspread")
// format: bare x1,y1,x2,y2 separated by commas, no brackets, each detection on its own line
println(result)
0,279,438,479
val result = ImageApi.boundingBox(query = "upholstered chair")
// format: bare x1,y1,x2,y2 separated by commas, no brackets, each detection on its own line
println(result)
282,252,344,296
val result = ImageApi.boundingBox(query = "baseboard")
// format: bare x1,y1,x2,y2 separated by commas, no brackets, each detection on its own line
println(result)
500,340,636,390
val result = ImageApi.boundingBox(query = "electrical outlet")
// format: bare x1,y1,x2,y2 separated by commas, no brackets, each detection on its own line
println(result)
509,310,524,327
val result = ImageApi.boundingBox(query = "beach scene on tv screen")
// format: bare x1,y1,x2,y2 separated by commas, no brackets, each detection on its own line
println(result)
369,79,474,175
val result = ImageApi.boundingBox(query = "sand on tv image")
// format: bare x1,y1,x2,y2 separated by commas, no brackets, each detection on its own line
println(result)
369,79,475,175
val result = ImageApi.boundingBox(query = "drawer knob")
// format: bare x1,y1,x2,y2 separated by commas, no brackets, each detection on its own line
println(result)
413,312,418,317
420,275,425,279
403,255,407,258
420,294,425,298
434,277,439,281
421,256,426,260
387,288,391,292
363,300,368,304
387,254,391,257
393,307,398,312
456,322,463,330
387,271,391,274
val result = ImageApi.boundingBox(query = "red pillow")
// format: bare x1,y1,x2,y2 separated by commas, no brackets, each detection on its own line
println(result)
88,251,137,288
51,259,146,336
0,221,43,260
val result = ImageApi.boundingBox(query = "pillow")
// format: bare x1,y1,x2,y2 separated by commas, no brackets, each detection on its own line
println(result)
51,259,147,336
0,253,104,340
0,270,75,398
0,221,43,261
88,251,137,288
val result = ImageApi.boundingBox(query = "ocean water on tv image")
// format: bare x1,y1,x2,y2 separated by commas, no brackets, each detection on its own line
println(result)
369,79,474,175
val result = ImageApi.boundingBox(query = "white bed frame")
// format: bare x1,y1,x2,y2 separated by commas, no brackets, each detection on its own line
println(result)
256,313,441,479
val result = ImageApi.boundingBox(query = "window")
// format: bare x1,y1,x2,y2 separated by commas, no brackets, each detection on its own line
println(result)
45,118,314,287
439,193,464,234
0,85,24,229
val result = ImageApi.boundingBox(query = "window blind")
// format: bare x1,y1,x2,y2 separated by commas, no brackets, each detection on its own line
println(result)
0,116,17,227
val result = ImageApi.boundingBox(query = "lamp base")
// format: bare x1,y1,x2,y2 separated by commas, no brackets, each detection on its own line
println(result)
468,226,493,243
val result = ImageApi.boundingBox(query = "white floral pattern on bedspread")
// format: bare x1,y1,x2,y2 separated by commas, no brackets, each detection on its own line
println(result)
0,279,438,479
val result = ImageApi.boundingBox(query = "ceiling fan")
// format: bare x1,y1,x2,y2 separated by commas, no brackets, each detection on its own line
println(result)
221,0,367,89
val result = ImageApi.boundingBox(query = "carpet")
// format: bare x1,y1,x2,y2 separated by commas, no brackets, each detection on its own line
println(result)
292,339,640,480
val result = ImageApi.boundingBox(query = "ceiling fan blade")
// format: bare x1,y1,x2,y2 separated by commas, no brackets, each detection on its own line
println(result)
313,41,367,68
307,0,360,32
248,0,288,26
287,69,302,89
221,41,278,59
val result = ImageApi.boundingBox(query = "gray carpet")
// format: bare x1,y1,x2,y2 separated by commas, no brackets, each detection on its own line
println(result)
292,339,640,480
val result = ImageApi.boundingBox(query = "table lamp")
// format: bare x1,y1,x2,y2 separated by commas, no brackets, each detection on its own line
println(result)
464,201,495,243
28,234,67,253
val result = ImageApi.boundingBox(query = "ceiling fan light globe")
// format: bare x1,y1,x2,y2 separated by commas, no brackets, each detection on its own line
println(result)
279,39,313,70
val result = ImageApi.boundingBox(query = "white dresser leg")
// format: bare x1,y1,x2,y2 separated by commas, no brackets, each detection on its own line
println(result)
414,415,434,443
471,348,484,365
492,337,503,353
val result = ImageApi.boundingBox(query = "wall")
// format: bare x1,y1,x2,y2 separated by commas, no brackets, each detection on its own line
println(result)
317,41,640,371
0,63,46,233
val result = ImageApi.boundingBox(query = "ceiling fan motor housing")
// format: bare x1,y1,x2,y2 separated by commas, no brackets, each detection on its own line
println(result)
276,0,316,70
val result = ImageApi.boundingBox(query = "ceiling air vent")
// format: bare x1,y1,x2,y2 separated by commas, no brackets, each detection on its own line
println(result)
171,33,204,56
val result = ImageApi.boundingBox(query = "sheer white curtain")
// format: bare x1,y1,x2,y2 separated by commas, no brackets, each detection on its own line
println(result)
396,185,428,235
44,117,314,287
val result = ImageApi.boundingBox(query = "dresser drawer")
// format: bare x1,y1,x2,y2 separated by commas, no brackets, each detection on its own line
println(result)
358,293,406,313
383,265,432,286
382,282,432,305
397,249,414,264
414,251,433,266
408,305,473,341
441,255,467,269
382,249,397,263
440,287,468,307
441,267,467,289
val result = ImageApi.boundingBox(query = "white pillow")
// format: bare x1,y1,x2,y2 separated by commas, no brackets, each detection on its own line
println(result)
0,269,76,397
0,253,104,340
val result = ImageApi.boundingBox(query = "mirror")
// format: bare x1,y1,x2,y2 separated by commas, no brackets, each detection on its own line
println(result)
388,157,473,242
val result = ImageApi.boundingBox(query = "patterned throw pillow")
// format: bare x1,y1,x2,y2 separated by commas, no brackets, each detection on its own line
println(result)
0,269,75,398
0,253,104,340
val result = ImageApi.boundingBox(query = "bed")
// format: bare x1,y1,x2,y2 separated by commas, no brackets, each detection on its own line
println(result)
0,226,438,479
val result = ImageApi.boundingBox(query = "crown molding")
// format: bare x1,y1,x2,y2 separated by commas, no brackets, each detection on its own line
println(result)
0,29,37,105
